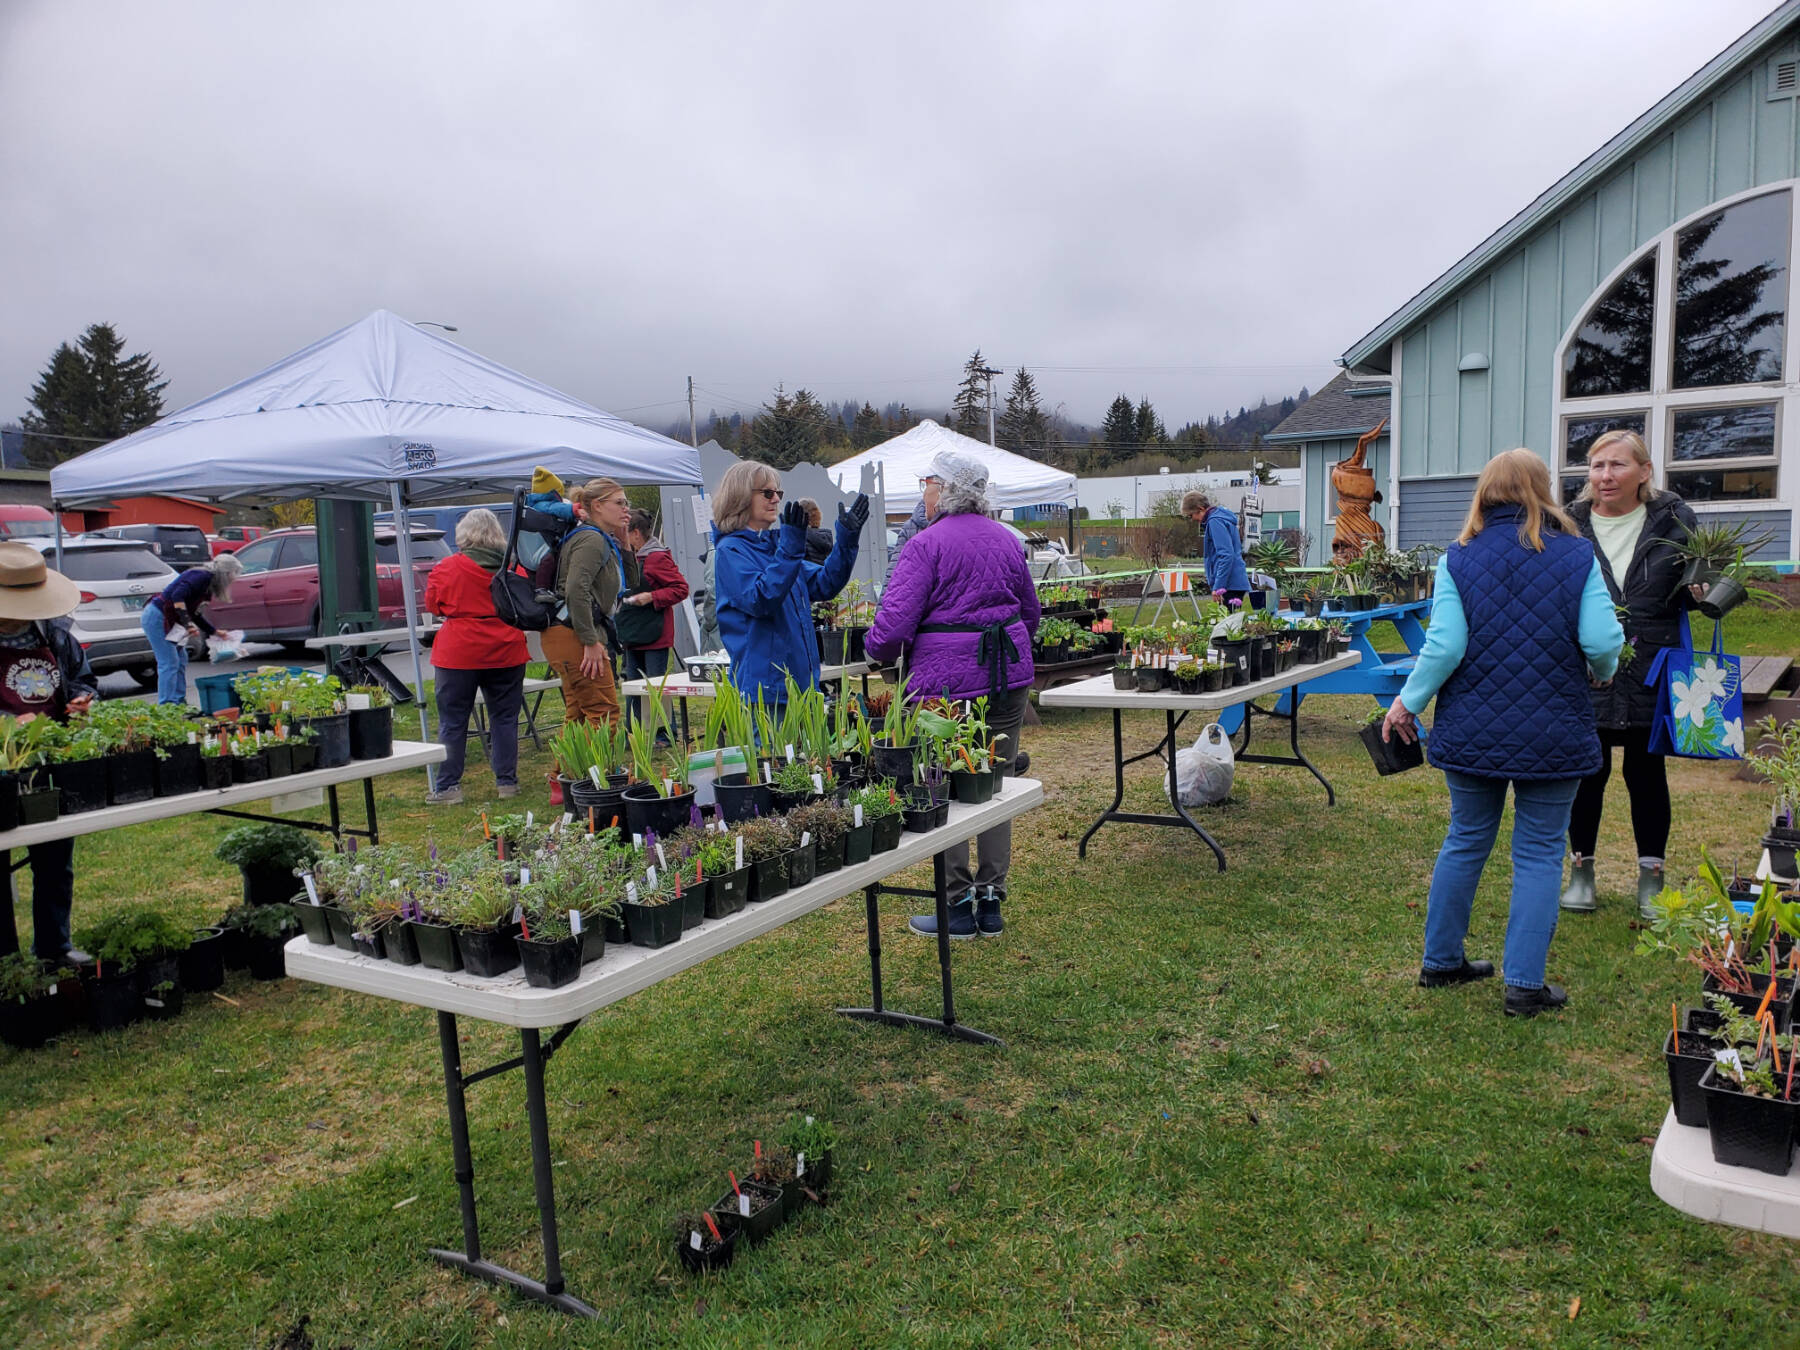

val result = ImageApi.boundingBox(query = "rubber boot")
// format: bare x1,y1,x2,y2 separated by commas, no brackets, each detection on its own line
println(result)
975,886,1004,936
1637,863,1666,920
1559,856,1597,913
909,892,978,940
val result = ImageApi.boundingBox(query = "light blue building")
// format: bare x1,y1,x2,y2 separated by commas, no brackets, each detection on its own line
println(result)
1284,3,1800,561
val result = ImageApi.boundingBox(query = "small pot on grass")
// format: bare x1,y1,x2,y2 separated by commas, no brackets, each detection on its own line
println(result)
710,1179,785,1244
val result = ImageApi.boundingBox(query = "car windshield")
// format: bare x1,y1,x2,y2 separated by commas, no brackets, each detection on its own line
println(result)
51,548,171,581
376,537,450,564
0,519,56,538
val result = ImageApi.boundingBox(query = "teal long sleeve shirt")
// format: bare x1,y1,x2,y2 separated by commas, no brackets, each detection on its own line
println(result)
1398,555,1625,716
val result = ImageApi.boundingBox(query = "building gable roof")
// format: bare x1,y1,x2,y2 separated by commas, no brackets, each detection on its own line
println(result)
1342,1,1800,371
1264,371,1390,443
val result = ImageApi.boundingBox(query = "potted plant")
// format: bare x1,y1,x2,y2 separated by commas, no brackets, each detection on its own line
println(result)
675,1210,738,1273
285,720,320,774
217,823,322,908
1698,1032,1798,1174
770,757,817,815
621,865,683,949
1750,715,1800,875
791,799,850,875
220,901,297,980
44,722,110,815
0,714,54,830
227,728,271,785
778,1113,837,1198
751,1141,806,1219
869,671,922,787
709,1171,784,1245
737,815,793,902
1358,704,1422,775
1638,857,1798,1034
1664,993,1762,1128
1172,658,1202,697
84,701,161,804
0,951,72,1049
178,923,228,993
1200,659,1226,693
200,732,234,790
853,781,906,855
1671,519,1774,594
621,707,698,841
443,856,521,976
74,908,194,1031
346,685,395,759
515,885,583,989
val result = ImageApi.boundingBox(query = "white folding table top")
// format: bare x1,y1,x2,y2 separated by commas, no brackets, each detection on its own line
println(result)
1038,651,1361,712
617,662,872,700
1650,1107,1800,1238
0,740,446,849
286,776,1044,1028
305,622,443,650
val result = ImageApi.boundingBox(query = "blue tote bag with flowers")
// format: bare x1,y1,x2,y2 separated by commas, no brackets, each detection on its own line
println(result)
1643,614,1744,760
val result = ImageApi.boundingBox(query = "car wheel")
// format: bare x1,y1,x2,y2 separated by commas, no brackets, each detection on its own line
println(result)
126,665,159,690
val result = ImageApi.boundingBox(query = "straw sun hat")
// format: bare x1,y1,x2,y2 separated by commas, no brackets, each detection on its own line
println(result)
0,541,81,621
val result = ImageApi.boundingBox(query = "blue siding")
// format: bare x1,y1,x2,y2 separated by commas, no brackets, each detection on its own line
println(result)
1692,508,1791,559
1397,477,1478,549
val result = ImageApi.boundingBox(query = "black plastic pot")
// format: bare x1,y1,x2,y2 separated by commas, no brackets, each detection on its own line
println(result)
324,905,357,952
622,782,698,842
1112,667,1135,690
200,756,233,790
1665,1027,1726,1128
769,787,809,816
1762,832,1799,881
624,899,683,949
714,774,774,825
1359,721,1423,776
902,803,934,833
1698,576,1750,621
869,740,919,788
51,757,109,814
711,1181,785,1244
154,743,203,797
179,927,226,992
1201,666,1226,693
17,784,57,827
603,911,627,945
951,768,994,805
350,928,388,960
264,743,293,778
517,935,582,988
788,839,817,887
579,921,606,964
410,920,464,972
134,954,183,1020
680,878,708,929
242,863,299,908
1699,1063,1797,1175
458,925,521,977
349,705,394,759
812,832,845,875
85,969,141,1032
105,748,157,805
821,628,848,664
676,1224,739,1273
749,853,789,902
230,751,271,785
796,1147,833,1196
290,742,318,774
1703,971,1796,1033
708,867,750,918
244,931,289,980
1135,666,1168,693
1295,628,1325,663
293,902,334,945
304,713,353,769
1214,640,1251,687
871,813,903,853
843,820,875,866
0,987,67,1049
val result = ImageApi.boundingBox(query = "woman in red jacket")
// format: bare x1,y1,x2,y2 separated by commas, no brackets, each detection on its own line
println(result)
422,508,530,805
620,509,691,740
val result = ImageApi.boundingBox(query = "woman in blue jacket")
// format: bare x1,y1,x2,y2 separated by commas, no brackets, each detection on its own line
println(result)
711,460,868,709
1380,449,1623,1018
142,553,244,705
1181,489,1250,603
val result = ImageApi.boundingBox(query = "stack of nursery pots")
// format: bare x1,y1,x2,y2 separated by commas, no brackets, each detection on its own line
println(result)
675,1115,838,1274
1641,860,1800,1176
233,670,355,770
72,908,196,1032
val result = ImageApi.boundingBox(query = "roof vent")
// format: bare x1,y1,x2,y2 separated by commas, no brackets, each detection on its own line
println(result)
1769,58,1798,100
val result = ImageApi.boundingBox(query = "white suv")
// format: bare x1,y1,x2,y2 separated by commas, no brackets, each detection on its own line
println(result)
25,538,195,689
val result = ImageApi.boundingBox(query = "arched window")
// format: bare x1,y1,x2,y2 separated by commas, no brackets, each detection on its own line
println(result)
1556,187,1794,506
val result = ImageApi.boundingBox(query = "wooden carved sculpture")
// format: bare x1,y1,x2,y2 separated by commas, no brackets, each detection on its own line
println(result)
1331,416,1388,563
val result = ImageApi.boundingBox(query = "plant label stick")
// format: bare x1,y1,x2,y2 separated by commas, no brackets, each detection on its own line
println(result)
703,1211,723,1242
854,804,863,828
626,881,639,904
800,831,811,848
735,836,745,870
481,811,491,838
520,867,531,886
302,875,320,906
785,744,795,763
570,909,582,935
762,760,772,783
589,766,602,788
796,1152,805,1177
655,842,669,870
812,772,823,794
647,866,658,890
690,1230,703,1251
563,811,573,826
512,902,524,925
587,807,596,834
633,833,644,850
663,776,672,796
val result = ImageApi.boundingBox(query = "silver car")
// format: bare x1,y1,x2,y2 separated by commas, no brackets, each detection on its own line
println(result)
25,537,195,689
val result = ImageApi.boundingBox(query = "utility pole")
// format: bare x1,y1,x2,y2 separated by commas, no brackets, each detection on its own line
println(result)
687,375,697,447
977,362,1002,447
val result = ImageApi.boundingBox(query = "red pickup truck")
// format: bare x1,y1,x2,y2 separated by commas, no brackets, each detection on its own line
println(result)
209,525,266,556
203,526,448,650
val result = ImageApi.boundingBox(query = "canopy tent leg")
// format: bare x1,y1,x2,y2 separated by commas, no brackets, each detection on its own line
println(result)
52,508,63,571
389,482,436,790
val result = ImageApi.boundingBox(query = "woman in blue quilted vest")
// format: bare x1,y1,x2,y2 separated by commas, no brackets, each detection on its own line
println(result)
1380,449,1624,1017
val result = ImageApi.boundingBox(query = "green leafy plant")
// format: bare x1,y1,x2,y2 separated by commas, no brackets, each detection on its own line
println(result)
778,1113,838,1160
851,780,905,820
735,814,794,862
215,824,323,871
0,951,72,1002
219,902,297,940
349,684,392,709
74,909,194,969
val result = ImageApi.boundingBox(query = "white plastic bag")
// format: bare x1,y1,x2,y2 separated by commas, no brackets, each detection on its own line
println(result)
1170,723,1235,808
205,630,245,663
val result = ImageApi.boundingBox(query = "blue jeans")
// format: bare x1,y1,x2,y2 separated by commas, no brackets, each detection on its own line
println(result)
1422,771,1581,990
141,605,188,704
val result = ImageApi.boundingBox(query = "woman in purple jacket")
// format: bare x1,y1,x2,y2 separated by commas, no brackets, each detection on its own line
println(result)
866,450,1040,940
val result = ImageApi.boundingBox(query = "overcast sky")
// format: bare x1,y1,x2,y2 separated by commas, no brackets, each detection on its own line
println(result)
0,0,1781,439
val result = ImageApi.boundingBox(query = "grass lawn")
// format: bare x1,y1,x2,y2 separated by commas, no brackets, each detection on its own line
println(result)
5,628,1800,1348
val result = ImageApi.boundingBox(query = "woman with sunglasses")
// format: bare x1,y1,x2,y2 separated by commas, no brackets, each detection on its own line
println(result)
711,460,869,709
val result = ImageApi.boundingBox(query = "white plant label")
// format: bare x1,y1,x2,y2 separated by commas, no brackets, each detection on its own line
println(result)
186,732,197,745
854,804,863,828
737,1193,751,1218
626,881,639,903
589,766,602,787
520,867,531,886
347,692,371,711
525,811,534,828
811,773,824,794
761,761,772,783
302,876,320,905
511,903,524,924
391,878,402,889
570,909,583,935
46,983,56,997
562,812,573,826
647,866,658,889
800,830,811,848
1716,1047,1745,1073
633,833,644,850
662,777,672,796
655,842,669,870
689,1231,702,1251
785,744,795,763
735,836,744,870
145,997,165,1009
796,1152,805,1177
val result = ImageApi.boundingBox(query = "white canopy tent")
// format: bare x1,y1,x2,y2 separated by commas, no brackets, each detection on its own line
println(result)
49,311,704,766
828,419,1076,515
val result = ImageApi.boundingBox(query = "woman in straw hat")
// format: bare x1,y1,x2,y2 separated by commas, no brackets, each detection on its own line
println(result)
0,541,98,965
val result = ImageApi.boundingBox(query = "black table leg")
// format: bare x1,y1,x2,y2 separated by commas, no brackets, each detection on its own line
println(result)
1077,709,1129,859
1235,692,1337,806
363,776,380,846
1074,707,1227,871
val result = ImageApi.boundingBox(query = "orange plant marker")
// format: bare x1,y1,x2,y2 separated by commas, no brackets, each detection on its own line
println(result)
702,1211,723,1242
1671,1002,1680,1056
481,811,491,839
1755,978,1779,1021
728,1170,742,1197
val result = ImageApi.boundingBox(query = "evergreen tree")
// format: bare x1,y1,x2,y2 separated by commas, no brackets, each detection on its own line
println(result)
851,402,886,450
747,385,829,469
1100,394,1136,461
884,404,918,437
20,322,167,466
997,367,1049,452
705,412,738,453
950,349,990,441
1133,397,1165,448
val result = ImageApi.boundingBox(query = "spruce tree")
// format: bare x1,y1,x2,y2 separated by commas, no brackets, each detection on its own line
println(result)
851,402,885,450
950,350,990,440
1100,394,1136,461
748,385,829,469
998,368,1049,452
20,322,167,466
1133,397,1165,448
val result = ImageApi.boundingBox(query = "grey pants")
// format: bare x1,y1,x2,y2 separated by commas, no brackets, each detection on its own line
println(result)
942,684,1029,899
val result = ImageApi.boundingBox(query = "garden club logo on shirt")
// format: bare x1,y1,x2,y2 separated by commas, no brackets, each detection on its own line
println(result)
6,657,58,705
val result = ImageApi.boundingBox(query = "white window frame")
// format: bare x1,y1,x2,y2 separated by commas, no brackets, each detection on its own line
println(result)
1553,182,1800,519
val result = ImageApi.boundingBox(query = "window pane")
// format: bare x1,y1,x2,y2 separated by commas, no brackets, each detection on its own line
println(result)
1562,410,1646,468
1669,402,1777,462
1673,191,1790,388
52,548,170,581
1564,253,1656,397
234,538,280,574
280,535,319,569
1560,475,1587,505
1666,465,1779,501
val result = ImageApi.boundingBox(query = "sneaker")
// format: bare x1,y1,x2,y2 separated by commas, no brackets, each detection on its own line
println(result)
1418,958,1494,988
425,786,463,805
497,783,519,799
1504,983,1570,1018
908,893,978,940
975,885,1005,936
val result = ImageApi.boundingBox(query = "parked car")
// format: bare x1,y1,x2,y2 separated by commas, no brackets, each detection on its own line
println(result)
204,526,449,650
0,504,62,539
209,524,266,556
22,537,198,689
91,523,212,566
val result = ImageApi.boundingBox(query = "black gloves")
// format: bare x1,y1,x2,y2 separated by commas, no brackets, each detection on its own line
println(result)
839,493,871,531
781,500,809,531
